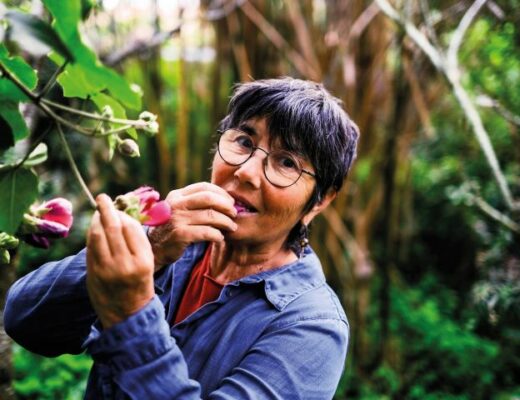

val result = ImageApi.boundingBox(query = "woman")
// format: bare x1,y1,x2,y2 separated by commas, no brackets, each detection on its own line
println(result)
4,77,359,399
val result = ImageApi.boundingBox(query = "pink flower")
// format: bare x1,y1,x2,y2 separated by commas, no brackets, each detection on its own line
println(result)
115,186,170,226
20,198,74,249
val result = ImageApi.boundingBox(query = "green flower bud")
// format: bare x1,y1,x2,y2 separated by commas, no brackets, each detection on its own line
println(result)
143,121,159,135
0,232,19,249
1,249,10,264
117,139,141,158
138,111,157,123
101,105,114,119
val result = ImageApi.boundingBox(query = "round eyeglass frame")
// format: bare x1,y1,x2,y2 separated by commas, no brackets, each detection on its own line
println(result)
216,129,316,188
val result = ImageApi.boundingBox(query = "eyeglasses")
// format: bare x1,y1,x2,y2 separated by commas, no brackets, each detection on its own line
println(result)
217,128,316,188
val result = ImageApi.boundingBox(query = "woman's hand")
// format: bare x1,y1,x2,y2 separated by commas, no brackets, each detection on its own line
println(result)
148,182,237,268
86,194,155,329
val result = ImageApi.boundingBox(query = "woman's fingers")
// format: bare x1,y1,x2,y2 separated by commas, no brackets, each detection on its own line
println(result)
119,211,152,256
177,181,234,201
96,194,127,256
87,212,111,266
166,182,237,218
174,225,226,243
173,208,237,232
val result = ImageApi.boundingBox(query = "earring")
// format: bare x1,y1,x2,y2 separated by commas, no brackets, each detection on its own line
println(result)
298,223,309,257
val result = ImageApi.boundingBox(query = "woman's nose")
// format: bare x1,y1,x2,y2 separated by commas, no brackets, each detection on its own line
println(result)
233,151,266,188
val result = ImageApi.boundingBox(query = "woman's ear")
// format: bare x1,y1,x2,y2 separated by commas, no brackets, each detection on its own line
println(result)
301,190,337,226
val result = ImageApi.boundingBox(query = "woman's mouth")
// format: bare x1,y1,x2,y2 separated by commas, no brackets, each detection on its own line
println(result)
233,200,257,215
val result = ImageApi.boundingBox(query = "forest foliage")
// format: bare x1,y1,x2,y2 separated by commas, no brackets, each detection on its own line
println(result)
0,0,519,399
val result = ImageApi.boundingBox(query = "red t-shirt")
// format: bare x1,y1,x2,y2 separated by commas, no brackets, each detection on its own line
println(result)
173,245,223,325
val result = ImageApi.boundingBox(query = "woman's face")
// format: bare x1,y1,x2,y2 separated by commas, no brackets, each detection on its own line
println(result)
211,118,317,249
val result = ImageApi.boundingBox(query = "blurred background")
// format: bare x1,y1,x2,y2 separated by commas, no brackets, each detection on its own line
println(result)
1,0,520,398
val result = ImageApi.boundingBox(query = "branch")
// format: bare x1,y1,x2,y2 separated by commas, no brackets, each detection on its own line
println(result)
202,0,246,21
285,1,322,79
466,192,520,234
56,123,96,209
476,94,520,127
374,0,444,71
447,0,488,69
375,0,519,211
36,60,68,99
103,26,181,67
41,98,147,128
418,0,441,50
348,2,380,41
238,1,321,81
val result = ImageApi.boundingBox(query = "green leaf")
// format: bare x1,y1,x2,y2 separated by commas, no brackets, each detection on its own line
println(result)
43,0,141,110
0,168,38,234
0,101,29,142
22,143,48,168
0,44,38,101
4,10,74,61
0,44,38,90
91,92,137,139
0,142,47,172
0,114,15,152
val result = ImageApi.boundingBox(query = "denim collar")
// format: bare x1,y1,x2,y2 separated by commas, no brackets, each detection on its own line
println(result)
180,243,326,311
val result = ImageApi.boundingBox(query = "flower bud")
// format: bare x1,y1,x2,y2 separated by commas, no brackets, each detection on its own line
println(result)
1,249,10,264
101,105,114,119
19,198,73,248
143,121,159,136
117,138,141,157
138,111,157,123
115,186,170,226
0,232,19,249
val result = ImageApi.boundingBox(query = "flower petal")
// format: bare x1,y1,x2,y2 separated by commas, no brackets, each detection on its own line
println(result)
23,234,51,249
40,198,73,228
142,200,171,226
36,219,70,238
129,186,160,212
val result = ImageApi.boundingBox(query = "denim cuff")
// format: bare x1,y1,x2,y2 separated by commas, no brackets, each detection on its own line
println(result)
83,296,173,372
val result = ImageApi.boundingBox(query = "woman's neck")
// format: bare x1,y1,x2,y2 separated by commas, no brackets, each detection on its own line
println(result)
209,240,297,284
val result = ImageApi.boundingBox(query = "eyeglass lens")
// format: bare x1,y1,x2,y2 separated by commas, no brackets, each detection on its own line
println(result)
218,129,304,187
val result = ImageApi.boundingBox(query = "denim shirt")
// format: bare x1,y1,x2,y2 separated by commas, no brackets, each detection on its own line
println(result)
4,242,349,399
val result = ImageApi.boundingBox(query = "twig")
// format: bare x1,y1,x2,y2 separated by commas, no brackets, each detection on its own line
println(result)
418,0,441,50
0,61,95,135
285,1,322,79
103,26,181,67
375,0,444,71
375,0,518,211
202,0,246,21
469,193,520,234
238,1,321,81
447,0,488,69
56,123,96,208
348,2,380,41
36,60,69,100
476,95,520,127
41,98,147,128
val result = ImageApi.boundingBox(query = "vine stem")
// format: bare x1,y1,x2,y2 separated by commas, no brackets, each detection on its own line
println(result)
41,98,148,128
14,123,53,170
0,62,95,135
0,62,148,136
36,60,69,99
56,123,97,209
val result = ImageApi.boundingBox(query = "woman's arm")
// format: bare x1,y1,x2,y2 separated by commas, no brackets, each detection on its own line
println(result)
84,297,348,399
3,248,96,356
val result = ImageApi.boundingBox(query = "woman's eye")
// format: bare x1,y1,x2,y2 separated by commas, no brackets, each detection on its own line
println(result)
236,135,254,149
278,155,299,170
